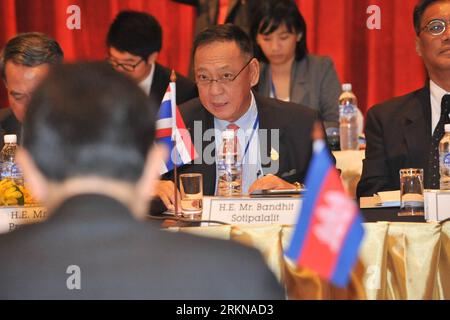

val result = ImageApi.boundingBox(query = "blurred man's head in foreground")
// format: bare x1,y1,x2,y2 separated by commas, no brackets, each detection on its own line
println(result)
18,62,165,218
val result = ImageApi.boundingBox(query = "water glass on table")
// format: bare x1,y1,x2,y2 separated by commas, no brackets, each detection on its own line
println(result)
179,173,203,220
399,168,424,216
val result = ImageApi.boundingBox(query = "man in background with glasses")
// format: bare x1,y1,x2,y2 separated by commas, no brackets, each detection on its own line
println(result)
152,24,321,213
0,32,63,149
358,0,450,197
106,10,198,108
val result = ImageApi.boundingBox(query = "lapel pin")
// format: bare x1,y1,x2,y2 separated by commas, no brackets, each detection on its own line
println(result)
270,148,279,161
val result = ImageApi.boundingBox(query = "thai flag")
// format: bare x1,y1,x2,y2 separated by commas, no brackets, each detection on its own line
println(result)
156,82,197,174
286,140,365,287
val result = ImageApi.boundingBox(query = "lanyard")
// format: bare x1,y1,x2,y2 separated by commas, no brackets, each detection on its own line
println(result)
269,69,292,102
269,69,277,100
243,115,260,160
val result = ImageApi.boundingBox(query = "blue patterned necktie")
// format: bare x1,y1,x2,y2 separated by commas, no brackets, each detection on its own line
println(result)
427,94,450,189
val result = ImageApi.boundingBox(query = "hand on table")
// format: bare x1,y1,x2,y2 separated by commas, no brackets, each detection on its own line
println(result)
248,174,296,194
154,180,181,214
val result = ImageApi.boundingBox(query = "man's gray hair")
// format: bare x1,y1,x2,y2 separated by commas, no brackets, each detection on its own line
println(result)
0,32,64,81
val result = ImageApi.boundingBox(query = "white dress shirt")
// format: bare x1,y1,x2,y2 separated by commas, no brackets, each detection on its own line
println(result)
214,92,263,195
138,63,155,96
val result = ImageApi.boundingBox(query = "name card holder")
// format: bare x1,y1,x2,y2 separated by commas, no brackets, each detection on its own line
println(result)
424,190,450,222
201,196,301,226
0,206,48,233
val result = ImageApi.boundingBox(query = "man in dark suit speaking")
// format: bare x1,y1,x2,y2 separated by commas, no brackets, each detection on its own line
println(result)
357,0,450,197
0,63,284,299
154,24,320,212
106,10,198,108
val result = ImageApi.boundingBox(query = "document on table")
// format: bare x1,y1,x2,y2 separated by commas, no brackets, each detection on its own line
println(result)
360,190,400,208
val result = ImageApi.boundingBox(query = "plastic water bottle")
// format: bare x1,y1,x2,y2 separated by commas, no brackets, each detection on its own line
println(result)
217,129,242,197
1,134,23,186
439,124,450,190
339,83,359,150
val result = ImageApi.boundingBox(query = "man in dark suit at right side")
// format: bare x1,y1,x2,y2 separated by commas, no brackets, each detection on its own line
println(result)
0,32,63,148
0,62,284,299
357,0,450,197
106,10,198,108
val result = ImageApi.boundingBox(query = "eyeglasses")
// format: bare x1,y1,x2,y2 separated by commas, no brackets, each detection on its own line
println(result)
195,58,254,86
107,57,144,72
421,19,450,36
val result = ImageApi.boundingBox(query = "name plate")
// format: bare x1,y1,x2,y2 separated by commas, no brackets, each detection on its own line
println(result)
201,196,301,226
0,206,48,233
424,190,450,222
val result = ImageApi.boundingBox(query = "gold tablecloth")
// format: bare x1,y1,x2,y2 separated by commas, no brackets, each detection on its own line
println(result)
176,222,450,300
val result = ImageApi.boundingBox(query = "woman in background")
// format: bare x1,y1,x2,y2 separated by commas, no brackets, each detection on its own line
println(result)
251,0,341,129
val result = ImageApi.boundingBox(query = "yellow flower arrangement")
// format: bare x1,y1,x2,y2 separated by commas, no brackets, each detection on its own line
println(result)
0,179,39,206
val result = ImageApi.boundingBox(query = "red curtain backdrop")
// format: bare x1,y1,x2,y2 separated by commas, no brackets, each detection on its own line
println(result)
0,0,426,115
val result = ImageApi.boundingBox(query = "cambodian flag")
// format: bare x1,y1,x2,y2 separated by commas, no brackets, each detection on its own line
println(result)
156,82,197,174
286,140,365,287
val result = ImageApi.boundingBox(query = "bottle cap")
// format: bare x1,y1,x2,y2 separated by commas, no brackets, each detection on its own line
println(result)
222,129,235,139
3,134,17,144
445,124,450,132
342,83,352,92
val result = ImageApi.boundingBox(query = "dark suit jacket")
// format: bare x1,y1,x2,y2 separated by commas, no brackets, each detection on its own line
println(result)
0,108,22,149
257,55,341,129
151,94,320,214
0,194,284,299
149,63,198,108
356,86,431,197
